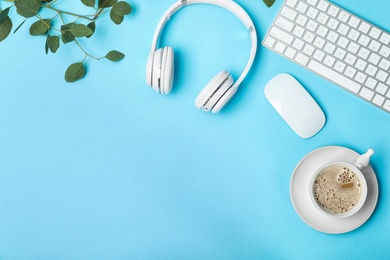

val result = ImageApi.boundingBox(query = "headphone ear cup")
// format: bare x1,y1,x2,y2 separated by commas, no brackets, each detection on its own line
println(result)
160,46,174,94
195,70,235,113
146,51,154,87
148,47,174,94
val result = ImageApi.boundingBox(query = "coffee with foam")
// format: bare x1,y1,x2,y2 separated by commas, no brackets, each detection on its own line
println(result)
313,164,362,215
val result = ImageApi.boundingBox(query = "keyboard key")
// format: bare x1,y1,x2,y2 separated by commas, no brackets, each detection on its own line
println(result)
317,25,328,37
338,11,350,23
368,40,381,52
376,67,389,80
360,87,374,100
366,64,378,76
359,22,370,34
334,48,346,59
296,53,309,66
324,42,336,54
324,55,336,67
281,6,297,20
307,0,318,6
276,16,295,31
293,38,304,50
365,77,378,89
327,31,339,42
286,0,298,8
334,61,346,72
358,35,370,46
345,53,356,65
345,66,357,78
347,42,359,54
293,26,305,37
379,45,390,58
264,36,276,48
373,94,385,106
303,44,315,55
328,6,339,17
303,31,315,43
356,59,367,71
379,32,390,44
358,47,369,59
317,0,329,12
296,14,308,26
317,13,329,24
307,7,318,19
355,72,367,83
369,27,381,39
308,60,361,93
337,24,349,35
307,20,318,31
327,18,339,30
376,83,388,95
384,100,390,112
296,2,308,13
270,27,294,44
275,42,286,53
337,36,349,48
285,47,297,59
314,37,326,48
313,50,325,61
379,59,390,70
369,53,381,65
347,29,360,41
348,16,360,28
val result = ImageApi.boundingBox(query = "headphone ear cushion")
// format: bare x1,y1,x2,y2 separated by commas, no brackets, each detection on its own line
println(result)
195,70,234,113
151,48,163,93
146,52,154,87
148,47,174,94
160,46,174,94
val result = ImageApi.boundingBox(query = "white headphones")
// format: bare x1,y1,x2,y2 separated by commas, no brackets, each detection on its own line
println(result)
146,0,257,113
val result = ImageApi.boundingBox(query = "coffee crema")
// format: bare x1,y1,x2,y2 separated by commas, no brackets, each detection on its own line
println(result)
313,164,362,215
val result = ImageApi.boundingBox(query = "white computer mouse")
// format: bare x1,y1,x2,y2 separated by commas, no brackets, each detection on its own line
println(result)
264,73,326,138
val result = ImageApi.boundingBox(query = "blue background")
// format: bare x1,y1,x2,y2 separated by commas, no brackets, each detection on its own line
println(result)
0,0,389,258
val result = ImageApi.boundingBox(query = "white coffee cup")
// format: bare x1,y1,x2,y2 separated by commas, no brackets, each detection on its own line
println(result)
310,161,368,218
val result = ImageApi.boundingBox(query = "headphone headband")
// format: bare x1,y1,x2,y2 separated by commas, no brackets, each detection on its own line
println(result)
149,0,257,89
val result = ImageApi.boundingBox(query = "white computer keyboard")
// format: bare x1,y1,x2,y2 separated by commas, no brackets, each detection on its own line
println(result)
263,0,390,114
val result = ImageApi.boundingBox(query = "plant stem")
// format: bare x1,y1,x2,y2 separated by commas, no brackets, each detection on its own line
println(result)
43,5,96,21
74,39,100,61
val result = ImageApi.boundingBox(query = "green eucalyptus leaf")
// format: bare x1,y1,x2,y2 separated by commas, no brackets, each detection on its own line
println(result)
81,0,96,7
0,16,12,42
29,19,51,36
61,23,75,43
110,9,124,25
263,0,275,8
65,62,86,82
47,35,60,53
13,19,26,33
112,1,132,16
105,50,125,61
0,7,10,24
69,23,93,37
86,21,95,38
14,0,41,18
98,0,117,8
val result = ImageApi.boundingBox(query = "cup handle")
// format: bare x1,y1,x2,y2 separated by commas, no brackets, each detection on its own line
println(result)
355,148,374,169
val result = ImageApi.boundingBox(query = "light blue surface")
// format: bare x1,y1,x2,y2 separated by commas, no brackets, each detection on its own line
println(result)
0,0,389,258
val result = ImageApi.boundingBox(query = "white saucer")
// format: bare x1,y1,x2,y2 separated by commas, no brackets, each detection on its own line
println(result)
290,146,378,234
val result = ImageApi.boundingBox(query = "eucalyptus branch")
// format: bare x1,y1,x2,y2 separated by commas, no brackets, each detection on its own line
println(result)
0,0,132,82
43,6,96,22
